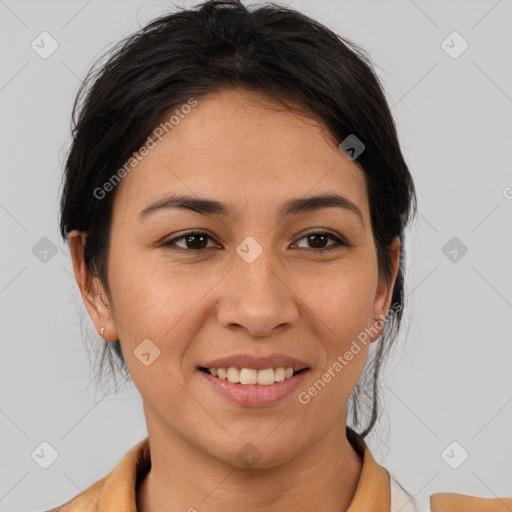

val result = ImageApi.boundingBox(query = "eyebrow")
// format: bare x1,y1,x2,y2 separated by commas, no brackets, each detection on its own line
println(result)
138,192,364,226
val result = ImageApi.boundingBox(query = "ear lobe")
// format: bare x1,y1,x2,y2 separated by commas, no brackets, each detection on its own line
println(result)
370,236,401,342
68,230,118,341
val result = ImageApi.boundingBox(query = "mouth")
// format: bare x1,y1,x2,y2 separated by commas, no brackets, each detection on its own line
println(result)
199,366,308,385
197,365,310,407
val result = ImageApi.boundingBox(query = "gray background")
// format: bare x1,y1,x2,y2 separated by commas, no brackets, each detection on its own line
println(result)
1,0,511,510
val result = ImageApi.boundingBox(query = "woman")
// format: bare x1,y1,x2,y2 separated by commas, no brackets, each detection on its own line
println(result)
48,1,510,511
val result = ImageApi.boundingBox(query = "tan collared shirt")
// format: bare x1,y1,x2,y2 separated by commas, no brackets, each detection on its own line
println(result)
44,431,512,512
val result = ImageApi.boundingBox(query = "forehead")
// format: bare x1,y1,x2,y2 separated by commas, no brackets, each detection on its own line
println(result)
113,88,369,223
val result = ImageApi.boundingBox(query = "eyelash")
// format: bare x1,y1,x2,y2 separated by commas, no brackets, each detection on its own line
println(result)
161,230,348,254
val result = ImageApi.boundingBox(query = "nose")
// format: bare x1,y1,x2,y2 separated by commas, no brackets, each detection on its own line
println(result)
216,248,299,338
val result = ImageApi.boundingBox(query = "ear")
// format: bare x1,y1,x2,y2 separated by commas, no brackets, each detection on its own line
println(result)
369,236,401,343
68,230,119,342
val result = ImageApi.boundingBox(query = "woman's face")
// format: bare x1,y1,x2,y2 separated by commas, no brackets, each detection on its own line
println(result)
72,88,399,468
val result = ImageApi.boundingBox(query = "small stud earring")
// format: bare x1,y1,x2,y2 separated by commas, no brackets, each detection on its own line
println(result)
100,327,105,336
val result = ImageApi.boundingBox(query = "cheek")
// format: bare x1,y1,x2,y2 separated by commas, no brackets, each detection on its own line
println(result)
108,240,198,329
105,246,194,365
299,258,377,396
303,258,378,342
107,260,199,415
106,248,226,380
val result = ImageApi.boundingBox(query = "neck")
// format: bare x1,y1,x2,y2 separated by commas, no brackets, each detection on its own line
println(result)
137,408,362,512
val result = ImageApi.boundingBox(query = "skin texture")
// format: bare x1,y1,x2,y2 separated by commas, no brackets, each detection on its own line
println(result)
69,88,400,512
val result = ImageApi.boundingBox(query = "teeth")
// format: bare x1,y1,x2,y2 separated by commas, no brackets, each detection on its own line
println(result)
257,368,274,386
240,368,258,385
206,366,301,385
226,367,240,383
274,367,286,382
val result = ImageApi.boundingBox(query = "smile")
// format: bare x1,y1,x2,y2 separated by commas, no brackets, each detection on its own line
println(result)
200,366,306,385
198,367,309,407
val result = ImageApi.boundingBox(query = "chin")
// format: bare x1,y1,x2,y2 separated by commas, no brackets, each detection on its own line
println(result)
206,433,307,470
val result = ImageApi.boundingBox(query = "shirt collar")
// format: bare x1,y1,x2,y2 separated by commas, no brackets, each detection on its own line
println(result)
346,427,391,512
59,428,392,512
58,431,512,512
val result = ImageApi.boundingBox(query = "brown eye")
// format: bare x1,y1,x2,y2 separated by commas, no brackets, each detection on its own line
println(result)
161,230,347,254
162,232,217,252
293,231,346,252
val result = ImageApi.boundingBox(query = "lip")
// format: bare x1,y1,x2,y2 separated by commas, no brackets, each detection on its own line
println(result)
198,353,309,371
199,367,309,407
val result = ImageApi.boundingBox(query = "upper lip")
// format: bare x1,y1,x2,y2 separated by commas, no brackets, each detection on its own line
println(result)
199,353,309,371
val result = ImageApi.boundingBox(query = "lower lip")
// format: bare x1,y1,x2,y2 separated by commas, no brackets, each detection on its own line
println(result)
198,369,309,407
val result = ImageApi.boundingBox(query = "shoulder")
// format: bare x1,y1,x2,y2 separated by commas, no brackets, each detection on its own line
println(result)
31,437,149,512
390,477,512,512
429,493,512,512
